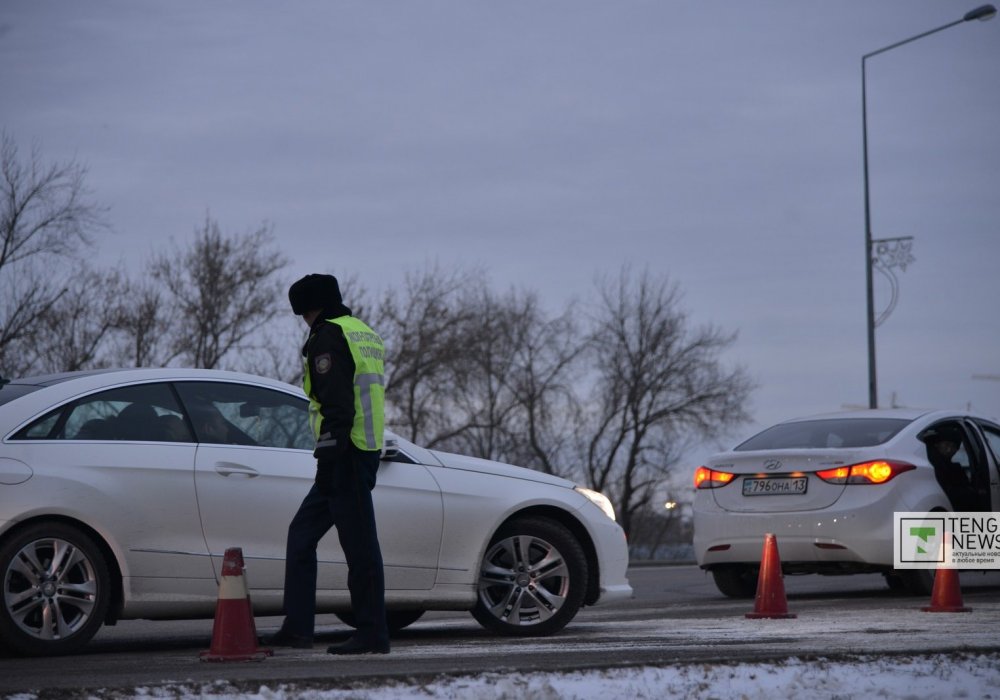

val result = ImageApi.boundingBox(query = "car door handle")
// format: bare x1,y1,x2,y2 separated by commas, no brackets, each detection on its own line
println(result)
214,462,260,478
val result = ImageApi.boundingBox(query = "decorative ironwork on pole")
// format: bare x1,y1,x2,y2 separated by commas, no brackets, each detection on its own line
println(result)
872,236,915,328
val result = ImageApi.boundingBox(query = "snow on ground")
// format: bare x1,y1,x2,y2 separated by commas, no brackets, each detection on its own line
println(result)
8,580,1000,699
10,652,994,700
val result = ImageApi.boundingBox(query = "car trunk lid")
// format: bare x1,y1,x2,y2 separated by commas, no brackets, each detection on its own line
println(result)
706,450,858,512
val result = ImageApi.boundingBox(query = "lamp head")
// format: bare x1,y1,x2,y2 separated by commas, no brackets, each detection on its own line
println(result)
964,4,997,21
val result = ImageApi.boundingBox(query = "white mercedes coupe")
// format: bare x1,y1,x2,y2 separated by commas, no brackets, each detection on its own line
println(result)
0,368,631,656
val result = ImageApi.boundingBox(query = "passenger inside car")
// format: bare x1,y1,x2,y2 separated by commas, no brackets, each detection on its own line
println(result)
75,418,113,440
190,405,257,445
113,403,160,441
921,424,982,512
158,414,193,442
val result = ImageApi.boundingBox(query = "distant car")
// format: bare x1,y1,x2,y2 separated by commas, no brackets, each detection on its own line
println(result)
0,368,631,656
692,409,1000,598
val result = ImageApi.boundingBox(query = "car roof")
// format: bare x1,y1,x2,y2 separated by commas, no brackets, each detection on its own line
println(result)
776,407,1000,426
3,368,126,387
781,408,932,422
2,367,303,396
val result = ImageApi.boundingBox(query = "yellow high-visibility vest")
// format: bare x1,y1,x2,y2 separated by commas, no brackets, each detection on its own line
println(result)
303,316,385,451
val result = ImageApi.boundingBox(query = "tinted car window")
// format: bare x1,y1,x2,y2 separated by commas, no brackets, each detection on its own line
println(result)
735,418,911,451
11,382,192,442
173,381,312,450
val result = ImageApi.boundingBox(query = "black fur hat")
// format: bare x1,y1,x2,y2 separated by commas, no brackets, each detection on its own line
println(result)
921,424,963,445
288,274,342,315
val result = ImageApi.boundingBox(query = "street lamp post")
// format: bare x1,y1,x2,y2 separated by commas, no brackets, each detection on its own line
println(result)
862,4,996,409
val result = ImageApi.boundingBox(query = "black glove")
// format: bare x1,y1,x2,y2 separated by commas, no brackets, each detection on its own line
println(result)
313,430,350,464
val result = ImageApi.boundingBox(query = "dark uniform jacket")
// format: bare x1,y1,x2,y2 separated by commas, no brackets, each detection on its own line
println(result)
929,452,980,512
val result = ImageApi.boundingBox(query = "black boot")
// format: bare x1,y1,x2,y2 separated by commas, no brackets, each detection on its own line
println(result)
326,636,390,655
262,628,313,649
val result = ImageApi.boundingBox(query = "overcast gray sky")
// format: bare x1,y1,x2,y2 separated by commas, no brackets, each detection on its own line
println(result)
2,1,998,447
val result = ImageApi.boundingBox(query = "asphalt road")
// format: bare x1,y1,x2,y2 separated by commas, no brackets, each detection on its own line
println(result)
3,565,999,698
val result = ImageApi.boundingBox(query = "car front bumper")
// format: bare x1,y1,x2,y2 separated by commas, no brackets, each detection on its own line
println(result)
581,505,633,604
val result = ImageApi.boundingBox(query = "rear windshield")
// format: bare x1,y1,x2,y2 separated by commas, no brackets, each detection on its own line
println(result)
735,418,911,451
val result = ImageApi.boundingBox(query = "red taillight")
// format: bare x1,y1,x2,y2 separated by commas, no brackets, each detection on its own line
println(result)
694,466,736,489
816,460,915,485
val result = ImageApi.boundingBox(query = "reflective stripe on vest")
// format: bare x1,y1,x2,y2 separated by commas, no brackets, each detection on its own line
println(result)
303,316,385,451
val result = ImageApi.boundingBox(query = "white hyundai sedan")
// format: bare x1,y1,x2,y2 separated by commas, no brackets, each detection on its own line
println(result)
0,368,631,656
693,409,1000,598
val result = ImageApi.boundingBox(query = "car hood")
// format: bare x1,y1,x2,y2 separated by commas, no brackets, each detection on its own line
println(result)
427,449,575,489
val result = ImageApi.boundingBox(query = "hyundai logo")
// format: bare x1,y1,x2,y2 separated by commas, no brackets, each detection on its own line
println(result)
763,459,782,471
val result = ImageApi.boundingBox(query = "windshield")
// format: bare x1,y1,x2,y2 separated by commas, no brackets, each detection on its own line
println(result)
735,418,911,451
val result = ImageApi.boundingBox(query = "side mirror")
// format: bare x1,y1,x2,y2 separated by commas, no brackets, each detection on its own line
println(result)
381,438,400,461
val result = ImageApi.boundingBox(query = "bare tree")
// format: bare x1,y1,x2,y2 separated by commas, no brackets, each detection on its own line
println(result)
626,492,692,560
0,132,106,375
150,215,289,369
237,315,304,384
500,295,583,475
444,286,523,459
31,266,128,372
447,287,583,474
106,278,173,368
581,267,753,537
376,264,483,446
375,267,584,476
0,267,69,376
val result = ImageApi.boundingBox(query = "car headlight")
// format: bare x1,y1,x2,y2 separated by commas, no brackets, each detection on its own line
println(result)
575,486,616,522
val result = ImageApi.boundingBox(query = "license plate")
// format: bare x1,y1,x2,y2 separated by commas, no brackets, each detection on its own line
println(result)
742,477,808,496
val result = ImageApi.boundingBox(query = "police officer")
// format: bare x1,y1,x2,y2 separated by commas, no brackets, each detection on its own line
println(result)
266,273,390,655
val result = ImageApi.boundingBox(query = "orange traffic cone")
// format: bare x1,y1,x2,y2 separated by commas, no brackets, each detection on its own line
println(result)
745,533,796,619
200,548,274,661
921,567,972,613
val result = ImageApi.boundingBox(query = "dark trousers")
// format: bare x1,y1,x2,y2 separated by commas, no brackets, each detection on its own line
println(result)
281,447,387,644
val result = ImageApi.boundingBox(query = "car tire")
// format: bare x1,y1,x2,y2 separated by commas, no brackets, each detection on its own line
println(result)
0,522,111,656
884,569,934,596
471,517,587,637
335,609,425,633
711,566,758,598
